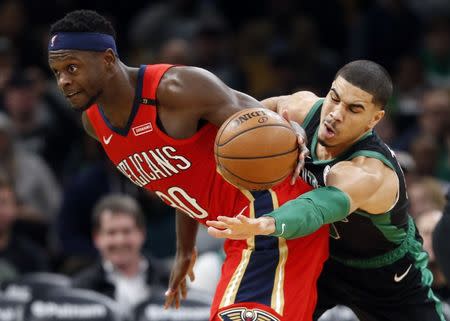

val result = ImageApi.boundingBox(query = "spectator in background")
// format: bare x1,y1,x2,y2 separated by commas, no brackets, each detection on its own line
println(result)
156,38,192,66
421,16,450,88
395,150,418,186
128,0,219,62
397,88,450,180
191,18,247,90
434,188,450,281
409,134,441,177
0,174,49,283
389,54,428,130
0,37,15,107
408,176,446,218
2,69,75,179
72,194,168,315
0,113,60,228
395,87,450,151
56,157,175,275
235,19,275,98
416,209,449,300
348,0,421,72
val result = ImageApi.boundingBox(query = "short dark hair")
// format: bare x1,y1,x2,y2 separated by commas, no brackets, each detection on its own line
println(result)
334,60,393,109
92,194,145,232
49,10,116,39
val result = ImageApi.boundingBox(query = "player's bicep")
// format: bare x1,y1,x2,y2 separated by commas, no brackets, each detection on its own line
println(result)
81,112,99,141
158,66,263,126
326,161,384,213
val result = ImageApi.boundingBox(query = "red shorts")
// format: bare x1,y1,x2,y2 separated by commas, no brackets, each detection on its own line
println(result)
209,189,329,321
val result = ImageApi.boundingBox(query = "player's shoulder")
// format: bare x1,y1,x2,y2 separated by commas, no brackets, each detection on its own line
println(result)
340,156,392,177
158,65,220,97
159,65,212,84
291,90,320,101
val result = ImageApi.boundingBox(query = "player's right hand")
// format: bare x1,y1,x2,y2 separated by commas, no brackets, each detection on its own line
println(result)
206,215,276,240
281,109,309,184
164,248,197,309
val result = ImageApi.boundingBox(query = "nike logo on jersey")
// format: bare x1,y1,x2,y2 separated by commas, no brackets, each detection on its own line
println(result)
103,134,113,145
394,264,412,282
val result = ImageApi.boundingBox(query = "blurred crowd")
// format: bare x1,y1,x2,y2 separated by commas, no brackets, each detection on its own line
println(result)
0,0,449,319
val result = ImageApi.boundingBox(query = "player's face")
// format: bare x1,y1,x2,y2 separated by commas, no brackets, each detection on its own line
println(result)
318,76,384,148
94,211,145,269
48,50,106,112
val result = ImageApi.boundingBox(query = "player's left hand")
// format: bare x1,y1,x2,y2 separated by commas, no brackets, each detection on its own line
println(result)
281,110,309,185
164,248,197,309
206,215,275,240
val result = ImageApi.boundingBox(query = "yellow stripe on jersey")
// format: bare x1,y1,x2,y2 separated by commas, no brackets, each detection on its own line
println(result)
220,190,255,308
270,189,287,315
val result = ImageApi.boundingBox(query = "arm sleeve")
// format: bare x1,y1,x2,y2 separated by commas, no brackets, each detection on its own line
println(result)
265,186,350,239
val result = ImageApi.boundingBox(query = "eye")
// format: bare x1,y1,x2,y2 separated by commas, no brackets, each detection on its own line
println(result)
330,93,339,102
67,64,78,73
349,107,360,113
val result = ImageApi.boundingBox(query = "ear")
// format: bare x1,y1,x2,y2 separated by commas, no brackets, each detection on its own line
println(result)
103,49,116,69
367,109,385,130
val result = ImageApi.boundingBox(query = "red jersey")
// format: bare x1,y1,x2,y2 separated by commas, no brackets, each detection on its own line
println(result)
86,64,250,224
87,64,329,321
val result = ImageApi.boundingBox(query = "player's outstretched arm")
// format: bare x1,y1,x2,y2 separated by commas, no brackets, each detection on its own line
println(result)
206,158,398,240
164,210,198,309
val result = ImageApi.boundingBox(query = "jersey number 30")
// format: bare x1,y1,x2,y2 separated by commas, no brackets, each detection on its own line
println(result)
155,187,208,219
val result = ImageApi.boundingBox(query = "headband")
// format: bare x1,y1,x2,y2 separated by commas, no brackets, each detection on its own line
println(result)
48,32,118,55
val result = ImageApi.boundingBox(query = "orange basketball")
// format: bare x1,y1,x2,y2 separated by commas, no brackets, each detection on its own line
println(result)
215,108,299,190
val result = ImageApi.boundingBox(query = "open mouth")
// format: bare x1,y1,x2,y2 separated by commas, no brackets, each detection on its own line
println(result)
323,121,336,138
324,122,335,134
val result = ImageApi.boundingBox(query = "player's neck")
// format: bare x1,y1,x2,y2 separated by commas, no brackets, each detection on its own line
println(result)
97,62,140,129
317,131,369,159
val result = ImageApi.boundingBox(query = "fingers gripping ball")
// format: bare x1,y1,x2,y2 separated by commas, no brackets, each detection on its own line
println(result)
215,108,299,190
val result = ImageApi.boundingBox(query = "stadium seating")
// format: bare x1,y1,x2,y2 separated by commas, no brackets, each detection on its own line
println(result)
23,288,125,321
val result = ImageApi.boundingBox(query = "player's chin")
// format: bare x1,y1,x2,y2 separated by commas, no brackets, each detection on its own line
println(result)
70,99,94,113
317,137,335,148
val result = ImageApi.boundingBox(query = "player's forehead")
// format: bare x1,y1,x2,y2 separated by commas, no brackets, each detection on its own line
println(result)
48,49,93,66
331,76,374,105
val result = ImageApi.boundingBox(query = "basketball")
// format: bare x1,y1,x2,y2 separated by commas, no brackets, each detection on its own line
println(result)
215,108,299,190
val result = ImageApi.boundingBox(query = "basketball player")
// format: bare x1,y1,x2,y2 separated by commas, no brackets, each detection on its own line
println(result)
47,10,328,321
207,60,446,321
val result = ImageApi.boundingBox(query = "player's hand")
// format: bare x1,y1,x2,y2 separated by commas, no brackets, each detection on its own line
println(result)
164,248,197,309
281,109,309,185
206,215,275,240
